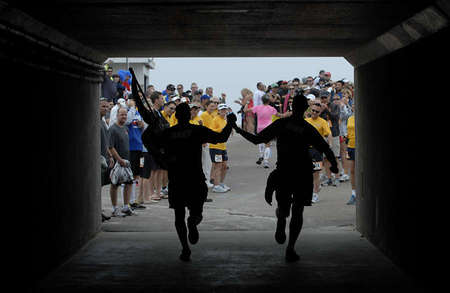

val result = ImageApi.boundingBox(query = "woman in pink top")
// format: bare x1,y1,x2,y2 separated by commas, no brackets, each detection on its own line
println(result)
245,94,291,168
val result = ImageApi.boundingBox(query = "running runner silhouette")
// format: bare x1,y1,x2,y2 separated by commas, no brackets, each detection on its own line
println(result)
131,76,236,261
233,93,339,262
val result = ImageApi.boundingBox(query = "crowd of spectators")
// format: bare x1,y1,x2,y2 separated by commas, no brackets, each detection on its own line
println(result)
100,66,356,219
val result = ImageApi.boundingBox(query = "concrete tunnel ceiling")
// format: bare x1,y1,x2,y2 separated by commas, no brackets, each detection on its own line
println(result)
4,1,438,57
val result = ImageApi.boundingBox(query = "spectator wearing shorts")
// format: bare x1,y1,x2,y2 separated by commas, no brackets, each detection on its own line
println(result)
325,95,342,186
305,103,332,203
108,107,135,216
346,104,356,205
339,93,353,182
209,103,232,193
126,98,146,209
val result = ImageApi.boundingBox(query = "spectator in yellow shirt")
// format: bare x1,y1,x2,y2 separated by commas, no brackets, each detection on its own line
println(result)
346,103,356,205
209,104,232,193
161,101,178,127
305,103,331,203
189,103,202,125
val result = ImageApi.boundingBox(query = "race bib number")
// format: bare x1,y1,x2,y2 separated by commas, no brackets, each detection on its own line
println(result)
313,161,322,171
215,154,223,163
140,157,145,168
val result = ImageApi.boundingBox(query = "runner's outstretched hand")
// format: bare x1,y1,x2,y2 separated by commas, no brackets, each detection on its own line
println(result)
227,112,237,125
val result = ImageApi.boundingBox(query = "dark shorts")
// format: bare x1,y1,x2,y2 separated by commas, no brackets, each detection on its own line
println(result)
130,150,142,177
274,171,314,215
209,149,228,163
347,147,355,161
141,152,152,179
309,148,323,162
168,180,208,210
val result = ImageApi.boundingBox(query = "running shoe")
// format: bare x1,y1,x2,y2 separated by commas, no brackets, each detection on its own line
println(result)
206,181,214,188
285,249,301,262
256,157,263,165
220,183,231,191
111,207,122,217
212,185,227,193
130,202,146,209
121,206,137,216
346,194,356,205
205,198,213,202
339,174,350,182
263,161,270,168
312,193,319,203
161,186,169,195
179,248,191,262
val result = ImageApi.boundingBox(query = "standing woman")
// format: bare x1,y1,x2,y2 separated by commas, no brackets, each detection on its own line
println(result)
240,88,255,134
346,102,356,205
246,94,291,168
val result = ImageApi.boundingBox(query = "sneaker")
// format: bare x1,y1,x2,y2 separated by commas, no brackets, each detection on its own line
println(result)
212,185,227,193
346,194,356,205
121,206,137,216
205,198,213,202
339,174,350,182
219,183,231,191
311,193,319,203
130,202,146,209
161,187,169,195
322,178,333,186
263,161,270,168
332,178,340,187
256,157,263,165
206,181,214,188
111,207,122,217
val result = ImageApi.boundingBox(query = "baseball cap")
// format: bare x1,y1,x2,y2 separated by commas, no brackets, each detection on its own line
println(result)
324,72,331,77
306,94,316,101
166,84,175,91
218,103,229,110
117,98,126,106
271,83,279,88
189,102,201,109
171,96,180,102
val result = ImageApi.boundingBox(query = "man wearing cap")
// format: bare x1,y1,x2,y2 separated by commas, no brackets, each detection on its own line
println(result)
209,103,232,193
189,103,202,125
232,94,338,262
162,84,176,103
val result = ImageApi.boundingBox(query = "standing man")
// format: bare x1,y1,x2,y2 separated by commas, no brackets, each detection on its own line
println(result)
101,66,117,101
108,107,135,217
233,94,338,262
200,100,218,189
100,98,114,221
305,103,332,203
254,82,266,106
126,99,146,209
209,104,232,193
177,84,184,97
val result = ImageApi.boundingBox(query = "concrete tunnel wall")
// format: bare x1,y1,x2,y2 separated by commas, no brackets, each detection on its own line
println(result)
354,26,449,285
0,24,105,284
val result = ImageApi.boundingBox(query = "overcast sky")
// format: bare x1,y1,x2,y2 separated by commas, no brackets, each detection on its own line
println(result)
148,57,354,113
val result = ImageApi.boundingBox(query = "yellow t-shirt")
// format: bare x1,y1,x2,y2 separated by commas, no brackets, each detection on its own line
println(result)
305,117,331,138
347,115,355,148
190,116,202,125
161,110,178,127
209,115,227,150
200,111,215,129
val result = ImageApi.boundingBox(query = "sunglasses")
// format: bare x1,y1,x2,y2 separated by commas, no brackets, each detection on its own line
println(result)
311,109,320,113
168,107,176,111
